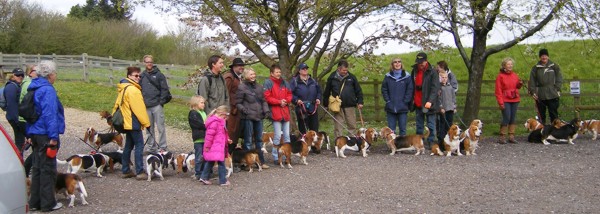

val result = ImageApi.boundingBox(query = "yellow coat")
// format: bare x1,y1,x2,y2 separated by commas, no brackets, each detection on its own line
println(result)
112,79,151,130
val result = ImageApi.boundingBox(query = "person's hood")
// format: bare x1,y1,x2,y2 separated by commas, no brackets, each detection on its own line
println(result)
204,115,223,127
386,70,410,81
28,77,52,91
269,76,283,84
117,78,141,92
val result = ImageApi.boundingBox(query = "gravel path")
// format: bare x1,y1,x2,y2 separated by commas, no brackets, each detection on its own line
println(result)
4,108,600,213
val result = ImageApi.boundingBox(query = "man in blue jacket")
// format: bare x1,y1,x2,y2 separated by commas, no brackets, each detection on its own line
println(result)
5,68,25,155
27,60,65,212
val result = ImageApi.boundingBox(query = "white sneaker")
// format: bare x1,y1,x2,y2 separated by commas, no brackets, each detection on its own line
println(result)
51,202,63,211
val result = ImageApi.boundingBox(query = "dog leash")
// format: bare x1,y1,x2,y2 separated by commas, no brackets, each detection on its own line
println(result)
76,137,100,152
319,105,366,141
358,106,365,127
298,102,318,131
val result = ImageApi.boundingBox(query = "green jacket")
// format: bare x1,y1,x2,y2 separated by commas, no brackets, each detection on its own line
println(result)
18,76,32,122
528,60,562,100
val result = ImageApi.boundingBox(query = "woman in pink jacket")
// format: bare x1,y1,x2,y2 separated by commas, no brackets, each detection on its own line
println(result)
495,58,523,144
199,105,232,186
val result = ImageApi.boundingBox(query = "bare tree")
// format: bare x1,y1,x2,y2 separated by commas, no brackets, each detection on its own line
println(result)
395,0,600,122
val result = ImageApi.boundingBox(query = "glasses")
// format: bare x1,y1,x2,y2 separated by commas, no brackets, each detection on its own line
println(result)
393,61,402,63
130,75,140,78
144,61,153,64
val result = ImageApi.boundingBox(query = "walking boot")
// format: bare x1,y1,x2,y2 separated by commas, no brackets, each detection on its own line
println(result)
498,125,507,144
508,124,519,144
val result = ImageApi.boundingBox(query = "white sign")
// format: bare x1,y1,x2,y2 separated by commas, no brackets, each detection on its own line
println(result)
570,81,580,95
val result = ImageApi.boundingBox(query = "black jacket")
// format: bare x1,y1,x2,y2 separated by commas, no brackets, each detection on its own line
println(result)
188,110,206,142
411,63,440,114
323,72,363,108
236,80,270,121
140,66,170,107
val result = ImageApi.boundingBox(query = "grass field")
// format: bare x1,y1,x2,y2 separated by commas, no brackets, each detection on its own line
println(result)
53,39,600,143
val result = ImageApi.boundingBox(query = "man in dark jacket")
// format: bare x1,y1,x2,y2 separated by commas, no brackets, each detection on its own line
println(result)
27,60,65,212
140,55,171,154
5,68,25,156
197,55,228,114
528,49,563,124
223,58,245,155
323,60,364,138
411,52,440,149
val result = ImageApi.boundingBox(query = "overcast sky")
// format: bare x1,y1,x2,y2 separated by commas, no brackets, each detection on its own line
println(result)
31,0,569,55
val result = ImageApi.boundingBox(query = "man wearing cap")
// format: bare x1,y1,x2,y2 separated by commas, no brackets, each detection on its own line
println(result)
291,63,322,134
197,55,228,114
323,60,363,138
411,52,439,149
223,58,245,155
5,68,26,155
528,49,563,124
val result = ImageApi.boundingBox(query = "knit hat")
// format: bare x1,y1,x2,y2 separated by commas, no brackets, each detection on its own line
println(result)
539,49,549,57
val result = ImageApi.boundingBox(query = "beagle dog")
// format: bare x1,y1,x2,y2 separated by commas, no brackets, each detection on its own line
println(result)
100,151,126,173
379,127,395,142
541,118,580,145
443,124,463,156
470,119,484,130
524,118,566,132
84,127,123,152
57,152,110,177
388,127,429,156
580,119,600,140
145,151,175,181
461,124,482,155
231,148,262,173
334,128,376,158
277,130,318,168
28,173,90,208
312,131,330,154
175,152,195,175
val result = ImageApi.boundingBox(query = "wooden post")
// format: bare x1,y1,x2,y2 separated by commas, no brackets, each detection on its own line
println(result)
19,53,25,68
52,53,56,62
373,80,380,122
109,56,114,85
82,53,89,82
37,54,41,63
573,76,581,119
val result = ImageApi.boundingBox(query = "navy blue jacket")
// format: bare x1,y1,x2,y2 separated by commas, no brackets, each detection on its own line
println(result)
26,77,65,142
290,75,322,114
4,80,21,122
381,70,414,113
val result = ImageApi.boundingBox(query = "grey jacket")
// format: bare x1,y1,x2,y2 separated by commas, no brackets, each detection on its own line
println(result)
528,60,562,100
438,83,456,112
236,80,269,121
140,66,170,107
197,69,229,114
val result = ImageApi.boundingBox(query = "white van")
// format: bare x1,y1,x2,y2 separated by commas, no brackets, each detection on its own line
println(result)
0,123,28,213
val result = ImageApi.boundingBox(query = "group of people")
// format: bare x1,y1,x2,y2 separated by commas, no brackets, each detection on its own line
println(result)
3,48,562,211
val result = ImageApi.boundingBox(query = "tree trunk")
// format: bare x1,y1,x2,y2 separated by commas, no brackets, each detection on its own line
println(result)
462,37,488,123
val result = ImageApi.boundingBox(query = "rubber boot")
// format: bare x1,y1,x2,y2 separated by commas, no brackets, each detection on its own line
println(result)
498,125,507,144
508,124,518,144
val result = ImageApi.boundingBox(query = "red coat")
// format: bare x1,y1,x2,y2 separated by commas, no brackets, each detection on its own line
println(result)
495,70,522,107
263,76,292,121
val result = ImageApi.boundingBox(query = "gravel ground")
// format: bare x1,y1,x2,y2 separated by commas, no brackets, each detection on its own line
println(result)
4,108,600,213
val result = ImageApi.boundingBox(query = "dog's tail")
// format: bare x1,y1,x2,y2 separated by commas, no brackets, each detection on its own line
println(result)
423,127,430,139
56,159,67,165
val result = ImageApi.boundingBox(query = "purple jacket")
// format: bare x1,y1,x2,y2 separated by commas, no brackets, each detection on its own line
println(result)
203,115,228,161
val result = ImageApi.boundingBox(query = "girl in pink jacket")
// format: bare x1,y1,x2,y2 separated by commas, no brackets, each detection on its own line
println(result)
199,105,232,186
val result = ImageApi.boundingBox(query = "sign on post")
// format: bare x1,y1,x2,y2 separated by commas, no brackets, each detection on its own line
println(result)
570,81,580,95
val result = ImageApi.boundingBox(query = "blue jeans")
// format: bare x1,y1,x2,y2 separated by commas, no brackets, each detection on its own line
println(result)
271,121,290,161
501,102,519,125
200,161,227,184
416,108,436,143
242,119,265,164
386,112,408,136
122,130,144,175
194,143,204,178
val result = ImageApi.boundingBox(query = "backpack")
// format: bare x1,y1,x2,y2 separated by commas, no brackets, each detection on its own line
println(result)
0,81,19,111
19,89,38,123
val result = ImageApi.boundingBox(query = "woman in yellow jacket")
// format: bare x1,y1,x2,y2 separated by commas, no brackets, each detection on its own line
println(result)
112,67,151,180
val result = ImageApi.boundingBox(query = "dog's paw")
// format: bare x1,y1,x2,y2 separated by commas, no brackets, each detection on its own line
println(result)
82,201,89,205
543,140,551,145
286,164,293,169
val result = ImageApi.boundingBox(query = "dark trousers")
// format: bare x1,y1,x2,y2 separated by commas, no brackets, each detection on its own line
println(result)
242,119,265,163
296,111,319,134
501,102,519,125
416,108,436,143
28,135,58,211
8,120,27,157
437,111,454,143
194,143,205,179
537,98,559,124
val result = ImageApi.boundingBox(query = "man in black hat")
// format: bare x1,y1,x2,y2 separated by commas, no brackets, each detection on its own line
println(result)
223,58,245,157
4,68,26,156
410,52,439,149
528,48,563,124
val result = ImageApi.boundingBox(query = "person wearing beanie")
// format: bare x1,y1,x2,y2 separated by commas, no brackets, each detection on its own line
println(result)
528,48,563,124
495,58,523,144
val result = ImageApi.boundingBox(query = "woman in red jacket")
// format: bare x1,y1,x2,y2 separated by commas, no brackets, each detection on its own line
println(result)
263,64,292,165
495,58,523,144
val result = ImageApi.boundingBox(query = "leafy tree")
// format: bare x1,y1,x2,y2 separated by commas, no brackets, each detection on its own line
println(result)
140,0,431,79
69,0,133,21
395,0,600,121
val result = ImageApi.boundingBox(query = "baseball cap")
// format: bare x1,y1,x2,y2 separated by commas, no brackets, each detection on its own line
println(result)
297,63,309,70
415,52,428,64
12,68,25,76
